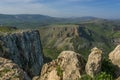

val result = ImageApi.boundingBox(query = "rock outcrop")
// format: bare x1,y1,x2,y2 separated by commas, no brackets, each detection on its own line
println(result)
0,57,31,80
0,30,43,77
39,51,86,80
116,76,120,80
109,45,120,77
85,47,102,77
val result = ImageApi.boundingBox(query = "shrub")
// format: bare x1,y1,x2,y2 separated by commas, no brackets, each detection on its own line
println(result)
101,58,116,78
94,72,113,80
80,74,92,80
56,65,63,77
2,68,11,73
80,72,113,80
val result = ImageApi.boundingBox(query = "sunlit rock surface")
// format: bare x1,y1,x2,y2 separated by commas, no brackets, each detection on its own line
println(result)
39,51,86,80
85,47,102,77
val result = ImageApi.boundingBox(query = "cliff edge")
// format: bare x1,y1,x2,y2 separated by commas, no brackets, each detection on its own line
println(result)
0,30,43,77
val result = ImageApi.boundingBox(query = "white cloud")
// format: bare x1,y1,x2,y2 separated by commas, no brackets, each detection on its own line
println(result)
0,0,97,17
1,0,33,3
0,1,61,17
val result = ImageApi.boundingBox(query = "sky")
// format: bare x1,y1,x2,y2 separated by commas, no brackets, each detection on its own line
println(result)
0,0,120,19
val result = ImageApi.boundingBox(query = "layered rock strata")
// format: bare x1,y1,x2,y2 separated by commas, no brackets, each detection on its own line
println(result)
0,30,43,77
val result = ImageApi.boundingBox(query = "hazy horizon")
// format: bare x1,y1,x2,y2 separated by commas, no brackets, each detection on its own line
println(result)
0,0,120,19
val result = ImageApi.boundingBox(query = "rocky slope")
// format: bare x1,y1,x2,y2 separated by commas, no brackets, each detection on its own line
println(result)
39,23,116,59
39,25,79,51
0,30,43,78
37,47,103,80
38,45,120,80
39,51,86,80
1,25,120,80
0,57,31,80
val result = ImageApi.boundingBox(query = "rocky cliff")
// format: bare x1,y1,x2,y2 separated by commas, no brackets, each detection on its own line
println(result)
109,45,120,77
39,24,113,59
0,57,31,80
85,47,102,77
0,30,43,77
37,46,119,80
39,51,86,80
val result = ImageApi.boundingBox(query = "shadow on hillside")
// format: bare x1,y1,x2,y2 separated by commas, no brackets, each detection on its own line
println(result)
43,56,52,63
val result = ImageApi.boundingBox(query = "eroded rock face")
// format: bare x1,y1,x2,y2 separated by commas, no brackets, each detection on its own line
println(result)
39,51,86,80
85,47,102,77
109,45,120,67
0,57,31,80
0,30,43,77
116,76,120,80
109,45,120,77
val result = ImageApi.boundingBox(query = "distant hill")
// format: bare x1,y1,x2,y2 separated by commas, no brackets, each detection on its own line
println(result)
38,22,120,59
0,14,105,28
0,14,55,28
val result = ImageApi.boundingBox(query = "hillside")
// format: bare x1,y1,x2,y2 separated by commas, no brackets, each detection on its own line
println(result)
39,22,120,59
1,24,120,79
0,14,105,29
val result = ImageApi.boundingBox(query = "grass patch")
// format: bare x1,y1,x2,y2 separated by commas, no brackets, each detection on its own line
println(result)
56,65,63,77
43,48,61,60
2,68,11,73
80,72,113,80
0,26,17,33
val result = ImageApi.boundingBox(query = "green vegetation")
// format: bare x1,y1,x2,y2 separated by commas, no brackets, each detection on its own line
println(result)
101,58,116,78
3,68,10,73
0,26,17,33
56,65,63,77
0,14,104,29
80,75,92,80
94,72,113,80
13,74,20,78
80,57,116,80
1,15,120,79
39,22,120,60
43,48,61,59
112,31,120,38
80,72,113,80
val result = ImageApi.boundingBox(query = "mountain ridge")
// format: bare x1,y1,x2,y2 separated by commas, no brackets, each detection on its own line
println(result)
0,14,107,28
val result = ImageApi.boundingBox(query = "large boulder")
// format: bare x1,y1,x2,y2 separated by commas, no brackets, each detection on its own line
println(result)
109,45,120,77
85,47,102,77
0,30,43,77
39,51,86,80
0,57,31,80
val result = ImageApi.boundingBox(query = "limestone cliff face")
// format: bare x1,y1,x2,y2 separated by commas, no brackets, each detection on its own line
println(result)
109,45,120,67
39,25,79,51
39,51,86,80
109,45,120,77
85,47,102,77
0,30,43,77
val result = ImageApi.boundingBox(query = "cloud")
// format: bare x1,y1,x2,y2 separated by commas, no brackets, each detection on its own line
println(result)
1,0,33,3
0,0,120,18
0,1,62,17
